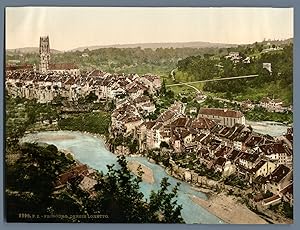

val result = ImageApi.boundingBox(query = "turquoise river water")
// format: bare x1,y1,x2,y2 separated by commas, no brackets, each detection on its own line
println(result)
21,131,224,224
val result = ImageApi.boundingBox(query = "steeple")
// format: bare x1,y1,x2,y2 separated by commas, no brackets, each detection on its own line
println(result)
39,35,50,73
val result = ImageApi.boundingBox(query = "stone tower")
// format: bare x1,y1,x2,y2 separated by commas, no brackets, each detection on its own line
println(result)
39,36,50,73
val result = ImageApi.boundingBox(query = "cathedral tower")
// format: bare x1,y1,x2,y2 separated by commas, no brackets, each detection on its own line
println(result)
39,36,50,73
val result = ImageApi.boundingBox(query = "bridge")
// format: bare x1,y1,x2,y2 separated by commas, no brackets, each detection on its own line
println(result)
166,74,259,87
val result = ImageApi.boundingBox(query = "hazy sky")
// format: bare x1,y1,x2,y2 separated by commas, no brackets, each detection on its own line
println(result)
6,7,293,51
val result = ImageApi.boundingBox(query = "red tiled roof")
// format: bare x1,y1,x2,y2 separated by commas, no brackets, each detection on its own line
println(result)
259,143,289,155
214,157,226,167
49,63,78,70
199,108,244,118
267,164,290,183
171,117,190,128
239,152,260,163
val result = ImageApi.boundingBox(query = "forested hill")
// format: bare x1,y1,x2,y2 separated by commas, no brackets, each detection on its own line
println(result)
176,42,293,105
6,46,228,75
71,41,236,51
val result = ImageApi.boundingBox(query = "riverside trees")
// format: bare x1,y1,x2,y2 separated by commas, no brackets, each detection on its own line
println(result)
87,156,184,223
6,140,184,223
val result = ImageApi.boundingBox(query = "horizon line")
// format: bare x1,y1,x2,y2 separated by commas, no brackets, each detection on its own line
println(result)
6,37,294,51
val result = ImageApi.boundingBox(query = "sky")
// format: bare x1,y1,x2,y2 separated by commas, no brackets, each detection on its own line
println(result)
6,7,294,51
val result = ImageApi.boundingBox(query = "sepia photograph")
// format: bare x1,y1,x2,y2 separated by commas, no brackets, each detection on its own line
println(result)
4,7,293,224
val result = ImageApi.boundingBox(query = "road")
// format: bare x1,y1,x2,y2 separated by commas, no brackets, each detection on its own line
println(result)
166,74,258,87
179,82,201,93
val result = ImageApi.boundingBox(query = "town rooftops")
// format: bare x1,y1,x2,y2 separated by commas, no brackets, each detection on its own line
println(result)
239,152,260,163
190,117,216,130
284,133,293,145
267,164,291,183
156,110,176,123
88,69,104,77
49,63,78,70
215,146,233,158
214,157,226,167
194,133,207,142
250,160,267,173
142,121,157,130
134,95,150,104
259,143,289,155
6,64,34,71
280,183,293,195
245,135,264,147
228,149,242,162
198,108,244,118
171,117,191,128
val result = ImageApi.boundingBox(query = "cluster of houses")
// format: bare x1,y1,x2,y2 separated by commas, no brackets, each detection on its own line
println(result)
225,52,251,64
125,104,293,207
5,68,161,104
110,94,157,136
259,96,291,112
54,163,98,197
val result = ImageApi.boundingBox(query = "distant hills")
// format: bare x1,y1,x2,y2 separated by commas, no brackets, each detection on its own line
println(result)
70,41,237,52
6,41,237,54
6,47,62,54
6,38,293,54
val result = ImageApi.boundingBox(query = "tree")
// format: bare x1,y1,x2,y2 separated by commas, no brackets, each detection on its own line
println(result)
160,79,167,96
87,156,184,223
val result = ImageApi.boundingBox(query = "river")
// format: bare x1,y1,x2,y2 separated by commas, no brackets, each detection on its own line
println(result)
21,131,224,224
246,120,290,137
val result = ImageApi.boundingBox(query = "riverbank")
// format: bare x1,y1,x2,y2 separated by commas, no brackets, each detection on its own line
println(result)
20,130,268,224
127,160,155,184
190,193,268,224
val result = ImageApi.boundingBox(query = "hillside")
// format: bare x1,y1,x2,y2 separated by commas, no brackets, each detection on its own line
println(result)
70,41,237,52
6,47,62,54
5,46,227,75
175,41,293,105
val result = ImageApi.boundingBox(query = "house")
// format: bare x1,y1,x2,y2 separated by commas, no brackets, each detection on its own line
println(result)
181,129,193,145
171,132,182,153
238,152,260,169
227,149,243,163
55,164,89,187
242,159,277,183
49,63,80,76
214,146,233,159
225,52,241,63
233,131,252,151
140,102,156,114
214,157,227,173
79,176,97,192
133,95,151,107
189,107,198,114
263,164,292,195
143,74,161,90
277,133,293,149
261,194,282,208
262,63,272,73
241,99,254,110
243,57,251,64
258,143,292,167
280,183,293,206
123,116,144,134
194,133,208,144
260,97,284,112
245,135,264,149
190,117,216,133
137,121,157,150
251,160,276,178
198,108,245,127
